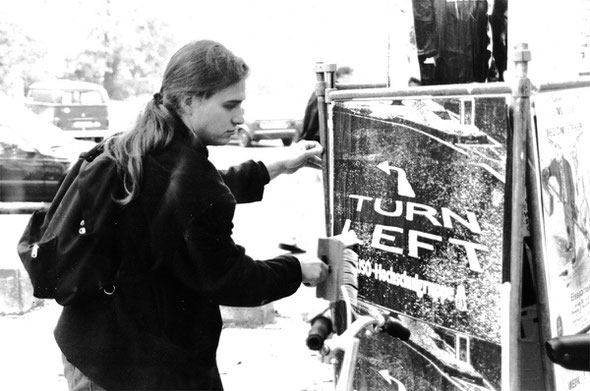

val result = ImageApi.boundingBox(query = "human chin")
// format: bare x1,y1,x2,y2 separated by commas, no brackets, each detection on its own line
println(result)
213,132,233,145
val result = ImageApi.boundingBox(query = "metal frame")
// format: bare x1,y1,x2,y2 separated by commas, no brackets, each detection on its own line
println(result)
314,42,590,390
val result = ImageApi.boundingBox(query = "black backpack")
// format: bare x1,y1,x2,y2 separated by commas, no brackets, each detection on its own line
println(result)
17,143,122,306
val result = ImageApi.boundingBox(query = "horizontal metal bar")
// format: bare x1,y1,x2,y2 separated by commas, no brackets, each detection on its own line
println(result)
328,82,512,101
0,202,49,214
335,82,388,90
536,77,590,92
329,78,590,101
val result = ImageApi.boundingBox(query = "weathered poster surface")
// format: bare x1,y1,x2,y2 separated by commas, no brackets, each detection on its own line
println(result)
330,95,509,389
535,87,590,391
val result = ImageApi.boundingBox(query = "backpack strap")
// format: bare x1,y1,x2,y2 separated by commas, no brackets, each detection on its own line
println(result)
79,132,122,163
79,140,106,163
41,136,118,233
77,150,120,233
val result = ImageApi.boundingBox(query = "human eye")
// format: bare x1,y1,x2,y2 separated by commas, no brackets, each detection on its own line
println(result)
224,101,241,110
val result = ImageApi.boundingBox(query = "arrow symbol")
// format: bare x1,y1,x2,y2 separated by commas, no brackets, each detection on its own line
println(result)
377,162,416,198
378,369,407,390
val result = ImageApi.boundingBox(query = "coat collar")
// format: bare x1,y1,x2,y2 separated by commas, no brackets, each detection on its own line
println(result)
170,114,209,158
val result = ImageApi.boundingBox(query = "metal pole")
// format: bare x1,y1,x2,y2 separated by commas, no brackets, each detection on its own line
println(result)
315,62,336,237
504,42,532,391
525,95,556,391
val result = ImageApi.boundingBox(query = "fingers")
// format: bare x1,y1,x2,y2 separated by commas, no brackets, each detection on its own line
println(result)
298,257,330,287
320,263,330,280
296,140,323,154
290,141,323,171
305,156,322,169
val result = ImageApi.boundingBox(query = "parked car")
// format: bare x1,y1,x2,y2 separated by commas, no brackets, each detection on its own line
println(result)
0,97,96,202
25,79,110,141
231,99,302,147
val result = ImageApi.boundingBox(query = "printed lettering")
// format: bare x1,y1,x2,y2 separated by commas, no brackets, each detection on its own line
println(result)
449,238,488,272
408,230,442,258
406,202,441,226
350,194,373,212
371,224,403,254
441,207,482,234
374,198,403,217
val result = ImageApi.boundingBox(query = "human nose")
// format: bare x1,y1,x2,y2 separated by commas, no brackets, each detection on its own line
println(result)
232,107,245,126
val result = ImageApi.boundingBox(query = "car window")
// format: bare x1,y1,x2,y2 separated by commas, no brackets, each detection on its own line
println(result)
79,90,104,104
28,89,58,103
60,91,73,104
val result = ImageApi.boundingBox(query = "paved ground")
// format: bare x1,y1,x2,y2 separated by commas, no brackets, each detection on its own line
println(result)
218,290,335,391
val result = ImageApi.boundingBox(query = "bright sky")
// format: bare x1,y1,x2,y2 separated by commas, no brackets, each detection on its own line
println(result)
150,0,420,101
4,0,417,103
8,0,589,101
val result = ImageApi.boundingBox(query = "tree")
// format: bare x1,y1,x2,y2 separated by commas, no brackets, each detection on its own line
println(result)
0,20,49,96
63,0,176,99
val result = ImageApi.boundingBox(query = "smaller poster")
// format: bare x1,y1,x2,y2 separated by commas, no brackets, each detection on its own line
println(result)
534,87,590,391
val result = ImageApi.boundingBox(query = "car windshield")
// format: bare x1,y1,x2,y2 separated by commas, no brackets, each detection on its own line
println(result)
2,104,71,145
0,125,37,154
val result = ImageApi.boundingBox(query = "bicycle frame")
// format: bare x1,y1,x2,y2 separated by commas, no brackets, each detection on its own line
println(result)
309,309,411,391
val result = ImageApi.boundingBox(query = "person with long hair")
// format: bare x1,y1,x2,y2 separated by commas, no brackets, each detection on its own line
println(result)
55,40,329,391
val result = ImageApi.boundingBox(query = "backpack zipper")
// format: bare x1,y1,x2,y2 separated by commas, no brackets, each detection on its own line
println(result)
31,244,39,259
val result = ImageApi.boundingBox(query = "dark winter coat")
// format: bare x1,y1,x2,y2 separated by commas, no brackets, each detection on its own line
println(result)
54,122,302,390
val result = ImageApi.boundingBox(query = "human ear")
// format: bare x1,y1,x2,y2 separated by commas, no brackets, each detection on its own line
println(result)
180,96,194,114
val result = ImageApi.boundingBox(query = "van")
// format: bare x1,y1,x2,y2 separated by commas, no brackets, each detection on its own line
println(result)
26,80,110,141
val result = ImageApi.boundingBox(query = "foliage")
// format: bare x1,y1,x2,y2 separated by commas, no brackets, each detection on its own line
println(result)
2,0,176,100
0,20,49,95
62,1,176,99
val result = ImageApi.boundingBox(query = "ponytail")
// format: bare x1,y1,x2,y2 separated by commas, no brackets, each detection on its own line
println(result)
104,97,176,205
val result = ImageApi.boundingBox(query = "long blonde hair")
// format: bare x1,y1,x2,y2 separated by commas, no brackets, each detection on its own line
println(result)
104,40,249,204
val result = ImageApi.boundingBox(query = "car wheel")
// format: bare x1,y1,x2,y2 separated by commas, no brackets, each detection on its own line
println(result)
237,129,252,147
282,137,293,146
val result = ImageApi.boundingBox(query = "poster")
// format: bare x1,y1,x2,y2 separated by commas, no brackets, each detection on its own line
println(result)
330,95,509,390
534,87,590,391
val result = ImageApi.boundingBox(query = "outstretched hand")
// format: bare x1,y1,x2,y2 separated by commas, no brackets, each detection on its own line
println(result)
264,140,323,180
285,140,323,173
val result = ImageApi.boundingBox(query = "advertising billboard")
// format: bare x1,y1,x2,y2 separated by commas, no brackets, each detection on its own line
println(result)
330,95,510,389
534,87,590,391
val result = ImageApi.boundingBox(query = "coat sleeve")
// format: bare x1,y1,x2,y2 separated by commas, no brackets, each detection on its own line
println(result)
162,152,301,307
218,160,270,203
179,193,303,307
